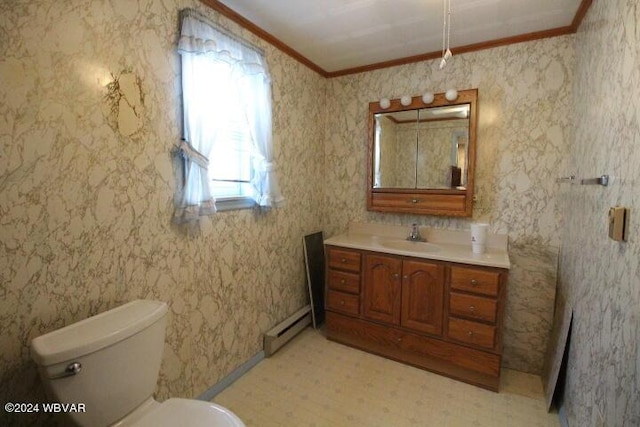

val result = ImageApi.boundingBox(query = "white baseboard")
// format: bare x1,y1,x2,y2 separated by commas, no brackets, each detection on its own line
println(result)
558,404,569,427
197,351,265,401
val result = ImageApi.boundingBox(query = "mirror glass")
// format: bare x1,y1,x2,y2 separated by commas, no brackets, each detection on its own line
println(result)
373,104,470,189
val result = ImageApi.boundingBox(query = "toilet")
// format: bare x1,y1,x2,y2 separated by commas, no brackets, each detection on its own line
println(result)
30,300,245,427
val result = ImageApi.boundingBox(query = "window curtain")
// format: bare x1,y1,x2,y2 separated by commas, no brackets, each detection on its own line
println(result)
236,71,284,208
174,9,284,223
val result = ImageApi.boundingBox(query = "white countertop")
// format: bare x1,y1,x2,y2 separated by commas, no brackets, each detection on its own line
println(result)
324,222,511,269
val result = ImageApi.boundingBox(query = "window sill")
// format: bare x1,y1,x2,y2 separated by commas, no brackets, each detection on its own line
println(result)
215,197,256,212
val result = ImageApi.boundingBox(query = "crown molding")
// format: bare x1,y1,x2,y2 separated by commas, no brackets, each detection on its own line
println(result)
200,0,593,79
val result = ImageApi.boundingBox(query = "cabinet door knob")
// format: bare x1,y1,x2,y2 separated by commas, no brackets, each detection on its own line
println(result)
470,279,478,286
467,331,474,337
469,306,476,312
392,273,400,279
341,258,347,263
396,337,402,342
340,300,345,305
340,279,346,284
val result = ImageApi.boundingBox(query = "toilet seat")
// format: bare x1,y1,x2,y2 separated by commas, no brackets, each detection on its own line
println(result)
132,398,245,427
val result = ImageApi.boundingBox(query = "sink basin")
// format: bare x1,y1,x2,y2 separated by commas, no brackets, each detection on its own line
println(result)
380,239,441,253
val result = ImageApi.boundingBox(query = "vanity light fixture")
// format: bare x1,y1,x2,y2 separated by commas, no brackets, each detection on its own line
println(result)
380,90,457,106
422,92,435,104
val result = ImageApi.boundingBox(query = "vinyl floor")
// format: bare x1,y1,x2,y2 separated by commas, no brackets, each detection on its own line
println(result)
213,327,560,427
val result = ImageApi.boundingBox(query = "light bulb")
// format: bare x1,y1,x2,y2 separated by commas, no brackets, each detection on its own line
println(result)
445,89,458,101
400,95,412,106
422,92,434,104
379,98,390,109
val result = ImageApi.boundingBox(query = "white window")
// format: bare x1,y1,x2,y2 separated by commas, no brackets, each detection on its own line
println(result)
202,59,253,203
174,9,284,222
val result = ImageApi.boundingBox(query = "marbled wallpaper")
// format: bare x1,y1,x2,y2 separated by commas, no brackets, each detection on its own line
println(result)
416,119,468,188
323,36,575,375
388,121,418,188
0,1,325,425
558,0,640,425
4,0,635,426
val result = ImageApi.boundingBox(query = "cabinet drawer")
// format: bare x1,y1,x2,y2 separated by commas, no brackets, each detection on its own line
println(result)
328,270,360,294
450,267,500,297
326,312,502,381
449,292,497,324
327,290,360,316
327,248,361,273
447,317,496,350
370,192,466,214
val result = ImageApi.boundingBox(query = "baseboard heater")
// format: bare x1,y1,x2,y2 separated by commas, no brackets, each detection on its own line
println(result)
264,305,312,357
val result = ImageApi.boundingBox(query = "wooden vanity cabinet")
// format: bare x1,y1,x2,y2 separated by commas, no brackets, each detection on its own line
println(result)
325,245,508,391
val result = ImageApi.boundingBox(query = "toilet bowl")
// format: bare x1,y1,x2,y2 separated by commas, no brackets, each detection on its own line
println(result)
31,300,245,427
117,398,244,427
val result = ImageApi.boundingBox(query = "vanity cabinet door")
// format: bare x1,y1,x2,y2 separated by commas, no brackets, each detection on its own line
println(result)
363,254,402,325
401,260,445,336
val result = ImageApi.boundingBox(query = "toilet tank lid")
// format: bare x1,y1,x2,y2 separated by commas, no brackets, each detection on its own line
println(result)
31,300,168,366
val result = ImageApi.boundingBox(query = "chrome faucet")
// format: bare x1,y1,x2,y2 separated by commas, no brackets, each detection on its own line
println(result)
407,223,426,242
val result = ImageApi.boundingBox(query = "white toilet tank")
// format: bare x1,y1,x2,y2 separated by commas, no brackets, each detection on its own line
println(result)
31,300,169,427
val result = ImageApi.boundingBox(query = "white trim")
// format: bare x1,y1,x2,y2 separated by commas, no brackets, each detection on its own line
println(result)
197,351,265,401
558,404,570,427
214,196,256,212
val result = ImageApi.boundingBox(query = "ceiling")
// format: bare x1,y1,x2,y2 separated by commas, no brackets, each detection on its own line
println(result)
210,0,589,76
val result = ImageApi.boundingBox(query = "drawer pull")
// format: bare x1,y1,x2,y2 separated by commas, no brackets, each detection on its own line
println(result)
340,300,345,305
341,258,347,263
396,337,403,342
392,273,400,279
470,279,478,286
469,306,476,312
467,331,474,337
409,198,420,204
340,279,346,284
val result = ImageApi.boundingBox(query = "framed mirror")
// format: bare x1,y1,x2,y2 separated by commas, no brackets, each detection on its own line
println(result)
367,89,477,216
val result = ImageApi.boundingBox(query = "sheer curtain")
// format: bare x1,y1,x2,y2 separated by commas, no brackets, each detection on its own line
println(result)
174,9,284,223
236,71,284,207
